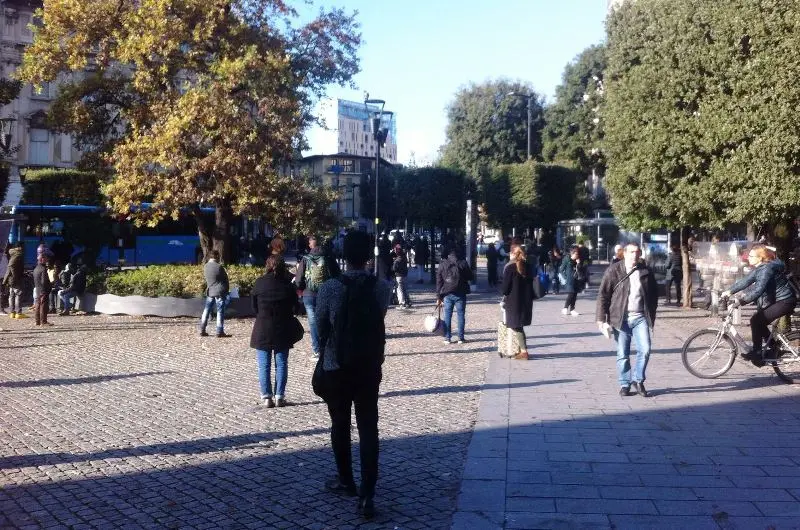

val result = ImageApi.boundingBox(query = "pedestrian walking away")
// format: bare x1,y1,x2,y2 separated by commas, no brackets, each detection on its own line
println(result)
312,231,390,520
664,244,683,305
199,250,231,337
501,246,536,360
486,242,499,287
559,247,588,316
595,243,659,397
294,235,339,359
391,243,411,307
436,247,473,344
250,255,301,408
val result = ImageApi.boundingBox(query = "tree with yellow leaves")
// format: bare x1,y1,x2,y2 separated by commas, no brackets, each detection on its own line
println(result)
18,0,360,262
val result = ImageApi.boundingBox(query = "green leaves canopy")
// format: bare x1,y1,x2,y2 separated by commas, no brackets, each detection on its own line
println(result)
17,0,359,239
605,0,800,231
543,44,606,178
440,80,545,178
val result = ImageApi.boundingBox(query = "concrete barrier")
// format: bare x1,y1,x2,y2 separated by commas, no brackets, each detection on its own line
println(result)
79,293,254,318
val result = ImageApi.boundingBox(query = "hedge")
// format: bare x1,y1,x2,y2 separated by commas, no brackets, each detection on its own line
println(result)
90,265,267,298
22,168,104,205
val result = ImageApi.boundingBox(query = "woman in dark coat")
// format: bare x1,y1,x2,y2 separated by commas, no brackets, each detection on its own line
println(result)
559,247,588,316
486,243,499,287
250,255,299,408
502,246,535,360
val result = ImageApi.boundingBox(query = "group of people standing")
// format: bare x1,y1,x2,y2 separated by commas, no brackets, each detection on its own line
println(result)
1,242,87,326
198,232,389,519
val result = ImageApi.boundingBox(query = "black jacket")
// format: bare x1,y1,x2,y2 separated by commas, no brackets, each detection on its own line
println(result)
665,252,683,280
729,259,795,309
502,261,535,329
250,273,298,351
66,267,87,294
559,258,588,294
33,263,51,295
595,260,659,330
436,255,473,299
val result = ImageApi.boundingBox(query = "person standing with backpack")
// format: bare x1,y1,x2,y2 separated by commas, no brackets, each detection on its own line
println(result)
313,231,391,520
294,235,338,359
436,248,473,344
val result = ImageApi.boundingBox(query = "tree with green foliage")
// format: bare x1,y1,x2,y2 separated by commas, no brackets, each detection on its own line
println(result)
21,169,104,205
543,44,606,208
440,80,545,179
605,0,800,240
17,0,360,262
482,161,584,236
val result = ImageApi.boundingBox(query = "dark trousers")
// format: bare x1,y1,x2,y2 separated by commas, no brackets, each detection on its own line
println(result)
34,294,48,325
751,298,796,351
665,275,682,304
324,366,382,498
564,292,578,311
487,262,497,286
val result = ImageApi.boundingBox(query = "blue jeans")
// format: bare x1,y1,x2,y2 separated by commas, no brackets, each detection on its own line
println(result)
303,294,320,355
443,293,466,341
199,296,227,334
613,313,651,387
255,349,289,399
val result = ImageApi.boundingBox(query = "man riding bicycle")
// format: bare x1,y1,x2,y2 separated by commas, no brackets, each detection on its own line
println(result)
722,244,797,365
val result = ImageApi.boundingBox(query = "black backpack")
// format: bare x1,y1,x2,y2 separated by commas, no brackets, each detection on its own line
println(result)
335,275,386,368
443,261,461,289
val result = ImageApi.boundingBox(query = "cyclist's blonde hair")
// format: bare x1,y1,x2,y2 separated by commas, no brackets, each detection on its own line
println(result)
750,244,776,263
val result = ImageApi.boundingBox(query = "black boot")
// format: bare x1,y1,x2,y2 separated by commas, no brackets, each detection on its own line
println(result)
358,496,375,519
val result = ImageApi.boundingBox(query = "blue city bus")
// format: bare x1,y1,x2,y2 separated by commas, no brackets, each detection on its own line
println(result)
8,204,217,268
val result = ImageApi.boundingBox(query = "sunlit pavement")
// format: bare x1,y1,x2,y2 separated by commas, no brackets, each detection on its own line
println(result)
453,285,800,530
3,276,800,529
0,283,491,530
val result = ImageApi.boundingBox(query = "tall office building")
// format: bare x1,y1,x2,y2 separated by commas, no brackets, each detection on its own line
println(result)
337,99,397,163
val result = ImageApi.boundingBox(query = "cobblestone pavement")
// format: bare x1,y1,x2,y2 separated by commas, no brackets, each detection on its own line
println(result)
454,283,800,530
0,280,499,530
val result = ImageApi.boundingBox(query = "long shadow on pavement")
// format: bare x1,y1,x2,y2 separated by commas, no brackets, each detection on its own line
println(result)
0,371,174,389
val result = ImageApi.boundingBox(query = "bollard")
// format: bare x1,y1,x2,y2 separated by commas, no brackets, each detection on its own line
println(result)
732,306,741,325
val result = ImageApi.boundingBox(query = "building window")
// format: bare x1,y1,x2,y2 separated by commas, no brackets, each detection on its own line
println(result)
31,82,51,100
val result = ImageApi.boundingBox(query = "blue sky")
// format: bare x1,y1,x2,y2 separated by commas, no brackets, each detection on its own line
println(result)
301,1,609,165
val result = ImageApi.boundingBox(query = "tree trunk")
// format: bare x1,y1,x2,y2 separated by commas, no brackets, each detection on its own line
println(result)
192,204,213,263
681,227,693,309
214,198,234,265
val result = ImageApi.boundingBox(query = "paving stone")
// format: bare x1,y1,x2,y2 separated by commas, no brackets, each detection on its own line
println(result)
0,285,488,529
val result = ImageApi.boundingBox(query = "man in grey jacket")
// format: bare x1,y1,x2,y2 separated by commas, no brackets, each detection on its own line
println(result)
595,243,658,397
199,250,230,338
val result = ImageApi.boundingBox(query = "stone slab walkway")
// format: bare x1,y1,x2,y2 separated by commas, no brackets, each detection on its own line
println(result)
453,285,800,529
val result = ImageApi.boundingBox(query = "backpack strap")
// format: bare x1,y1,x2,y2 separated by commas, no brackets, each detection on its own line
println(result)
612,265,638,292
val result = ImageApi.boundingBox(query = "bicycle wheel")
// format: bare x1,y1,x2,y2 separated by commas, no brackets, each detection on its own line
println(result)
681,329,737,378
772,331,800,383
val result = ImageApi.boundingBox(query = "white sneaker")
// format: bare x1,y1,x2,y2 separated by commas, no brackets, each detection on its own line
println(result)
444,338,453,345
570,310,580,317
561,308,569,315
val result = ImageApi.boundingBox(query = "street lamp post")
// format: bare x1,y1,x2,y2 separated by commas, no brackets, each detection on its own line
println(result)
507,92,533,160
364,97,392,275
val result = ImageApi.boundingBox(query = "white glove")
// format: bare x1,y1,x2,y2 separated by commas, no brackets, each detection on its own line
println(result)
720,290,731,299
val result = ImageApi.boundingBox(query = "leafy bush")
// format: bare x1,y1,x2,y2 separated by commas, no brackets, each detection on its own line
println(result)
22,168,104,205
92,265,265,298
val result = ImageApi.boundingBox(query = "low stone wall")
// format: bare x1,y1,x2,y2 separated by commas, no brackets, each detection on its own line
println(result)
79,293,254,318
